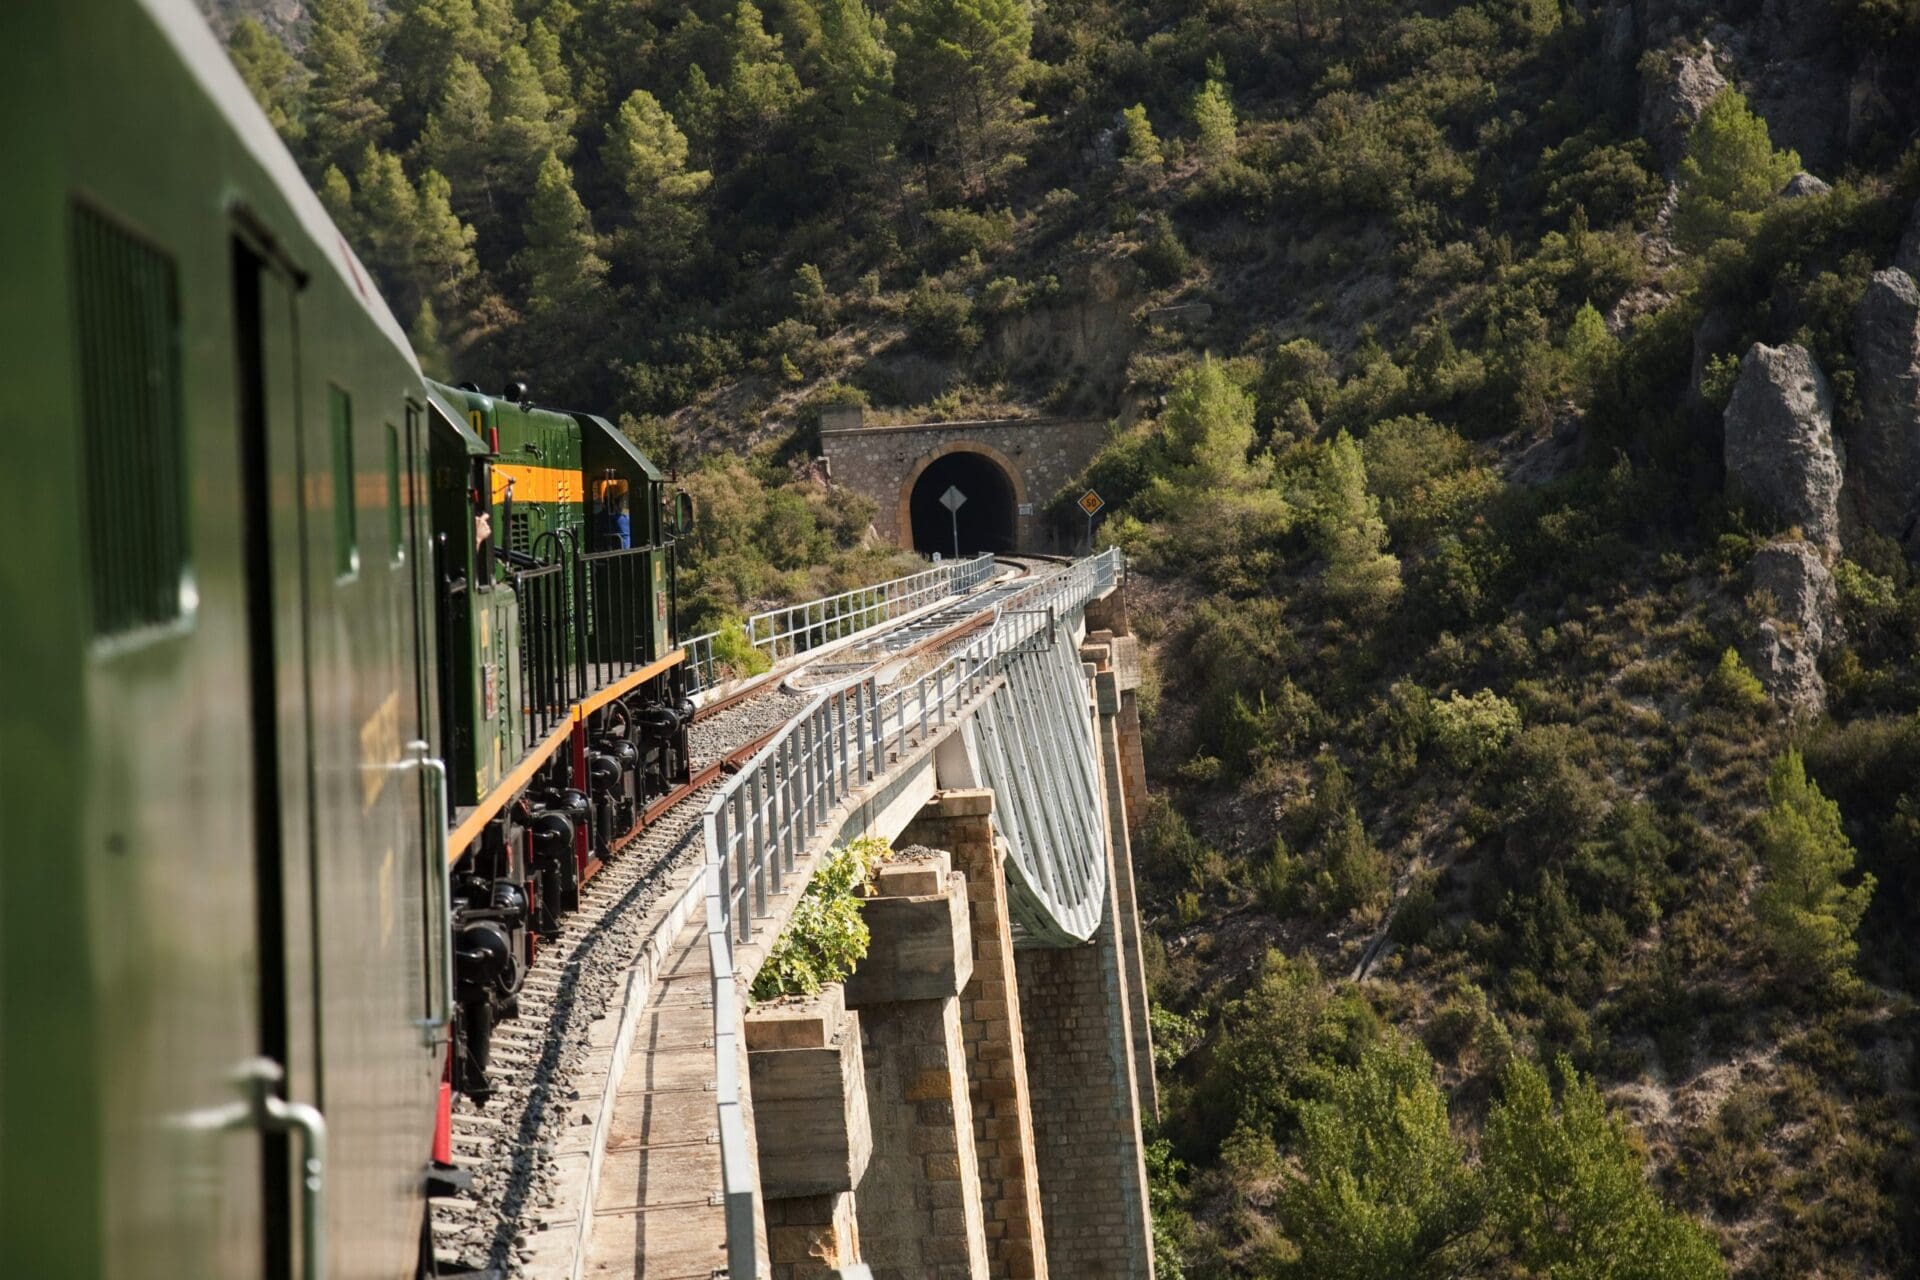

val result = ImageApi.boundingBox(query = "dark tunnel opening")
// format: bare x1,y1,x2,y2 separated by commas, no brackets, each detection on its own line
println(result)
908,451,1018,556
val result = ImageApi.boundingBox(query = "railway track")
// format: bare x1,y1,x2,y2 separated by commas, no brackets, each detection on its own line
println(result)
429,558,1064,1277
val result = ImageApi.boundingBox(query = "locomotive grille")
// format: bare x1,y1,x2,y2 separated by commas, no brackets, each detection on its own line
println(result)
509,511,531,559
72,203,187,639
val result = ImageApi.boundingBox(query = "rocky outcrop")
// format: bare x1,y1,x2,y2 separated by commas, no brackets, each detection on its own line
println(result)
1895,200,1920,281
1640,42,1729,170
1745,540,1837,716
1779,172,1831,200
1849,268,1920,548
1723,343,1843,555
1740,0,1854,170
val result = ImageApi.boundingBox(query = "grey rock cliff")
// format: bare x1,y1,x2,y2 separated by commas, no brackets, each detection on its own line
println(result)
1723,343,1843,555
1849,268,1920,549
1640,42,1730,170
1745,540,1837,716
1895,201,1920,283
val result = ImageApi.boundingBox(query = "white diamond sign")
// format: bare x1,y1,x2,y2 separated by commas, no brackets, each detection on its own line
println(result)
940,485,968,513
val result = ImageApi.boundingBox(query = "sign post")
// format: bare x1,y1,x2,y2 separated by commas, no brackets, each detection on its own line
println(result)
940,485,968,561
1078,489,1105,551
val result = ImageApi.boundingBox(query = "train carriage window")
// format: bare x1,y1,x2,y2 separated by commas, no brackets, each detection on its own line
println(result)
386,422,404,567
72,203,189,639
329,386,358,579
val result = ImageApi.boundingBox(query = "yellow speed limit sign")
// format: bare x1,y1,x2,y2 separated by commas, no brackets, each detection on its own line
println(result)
1078,490,1104,516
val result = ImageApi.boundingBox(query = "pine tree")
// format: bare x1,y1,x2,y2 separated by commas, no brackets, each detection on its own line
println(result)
1564,300,1617,394
304,0,384,176
228,17,306,147
797,0,898,181
356,145,424,287
1305,433,1402,618
1122,103,1163,175
1672,88,1801,251
1276,1035,1480,1280
489,42,575,192
1753,750,1875,987
317,164,357,233
603,89,711,276
419,58,496,231
516,151,606,318
524,17,572,102
383,0,509,142
1144,359,1292,587
892,0,1035,199
1190,73,1237,165
1484,1058,1724,1279
719,1,808,151
414,169,481,304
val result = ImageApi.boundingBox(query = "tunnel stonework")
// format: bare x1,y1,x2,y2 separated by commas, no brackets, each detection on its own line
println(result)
818,409,1109,554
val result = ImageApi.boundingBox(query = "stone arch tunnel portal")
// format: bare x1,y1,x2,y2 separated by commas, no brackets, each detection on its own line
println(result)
906,449,1019,556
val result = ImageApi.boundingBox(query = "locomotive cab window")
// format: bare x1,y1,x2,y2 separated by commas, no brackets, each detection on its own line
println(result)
330,386,358,579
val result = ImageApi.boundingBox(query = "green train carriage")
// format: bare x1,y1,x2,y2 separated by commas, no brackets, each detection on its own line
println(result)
3,1,447,1275
1,0,696,1273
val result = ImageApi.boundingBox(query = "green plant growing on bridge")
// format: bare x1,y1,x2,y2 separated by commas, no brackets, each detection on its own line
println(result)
709,619,772,680
750,836,890,1001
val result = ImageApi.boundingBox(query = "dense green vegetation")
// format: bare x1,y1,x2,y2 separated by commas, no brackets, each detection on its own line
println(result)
224,0,1920,1274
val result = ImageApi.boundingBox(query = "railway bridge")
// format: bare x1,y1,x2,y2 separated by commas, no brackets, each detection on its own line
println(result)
503,551,1154,1280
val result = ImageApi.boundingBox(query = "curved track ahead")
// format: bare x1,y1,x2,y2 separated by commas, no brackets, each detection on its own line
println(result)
429,559,1062,1276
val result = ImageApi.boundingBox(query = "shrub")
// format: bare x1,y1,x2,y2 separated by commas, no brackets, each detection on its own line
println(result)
709,619,773,679
920,206,1015,267
1701,647,1768,713
751,836,889,1000
1430,689,1522,771
1389,877,1439,947
905,277,980,354
1135,211,1193,286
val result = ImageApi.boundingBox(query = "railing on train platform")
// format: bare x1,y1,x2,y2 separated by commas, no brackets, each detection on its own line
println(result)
510,541,666,745
577,544,658,693
697,547,1121,1278
515,559,578,744
681,554,999,693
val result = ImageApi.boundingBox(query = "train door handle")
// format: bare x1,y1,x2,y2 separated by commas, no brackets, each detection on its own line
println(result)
402,741,455,1048
172,1059,328,1280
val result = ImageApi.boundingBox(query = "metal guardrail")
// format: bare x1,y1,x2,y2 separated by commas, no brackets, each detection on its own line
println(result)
698,548,1120,1277
682,555,998,692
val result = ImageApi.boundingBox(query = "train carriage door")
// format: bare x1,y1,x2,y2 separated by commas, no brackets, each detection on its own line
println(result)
232,235,326,1280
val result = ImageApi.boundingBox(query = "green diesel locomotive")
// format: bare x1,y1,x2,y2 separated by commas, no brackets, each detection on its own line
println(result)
0,2,694,1276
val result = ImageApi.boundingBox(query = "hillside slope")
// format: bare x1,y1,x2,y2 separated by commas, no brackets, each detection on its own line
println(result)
220,1,1920,1274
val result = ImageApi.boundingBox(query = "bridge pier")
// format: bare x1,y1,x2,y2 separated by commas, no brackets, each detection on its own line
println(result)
898,791,1050,1280
844,857,991,1279
745,987,872,1279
